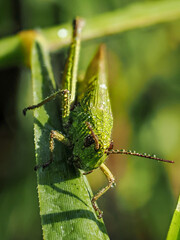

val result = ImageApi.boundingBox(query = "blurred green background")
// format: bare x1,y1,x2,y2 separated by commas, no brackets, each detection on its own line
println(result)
0,0,180,239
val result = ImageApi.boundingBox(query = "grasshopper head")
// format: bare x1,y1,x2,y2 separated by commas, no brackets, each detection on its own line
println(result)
70,111,113,171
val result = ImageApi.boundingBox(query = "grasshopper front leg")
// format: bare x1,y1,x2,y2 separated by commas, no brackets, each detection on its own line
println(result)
23,17,84,121
92,163,115,218
23,89,69,116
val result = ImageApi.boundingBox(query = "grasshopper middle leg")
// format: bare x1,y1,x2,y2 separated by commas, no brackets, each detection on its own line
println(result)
34,130,70,170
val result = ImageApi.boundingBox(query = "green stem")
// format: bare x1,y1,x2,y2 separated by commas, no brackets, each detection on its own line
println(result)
0,35,24,68
0,1,180,68
43,1,180,51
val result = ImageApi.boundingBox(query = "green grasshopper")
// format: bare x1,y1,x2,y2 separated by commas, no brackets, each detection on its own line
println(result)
23,17,174,218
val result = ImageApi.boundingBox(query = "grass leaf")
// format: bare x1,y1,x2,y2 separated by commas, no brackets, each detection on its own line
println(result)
31,39,109,239
167,196,180,240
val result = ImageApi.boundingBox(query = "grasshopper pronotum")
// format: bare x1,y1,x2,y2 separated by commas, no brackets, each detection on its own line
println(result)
23,17,174,218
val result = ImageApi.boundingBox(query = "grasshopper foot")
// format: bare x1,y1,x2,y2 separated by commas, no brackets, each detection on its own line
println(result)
23,108,27,116
83,170,93,175
91,198,103,219
34,158,53,171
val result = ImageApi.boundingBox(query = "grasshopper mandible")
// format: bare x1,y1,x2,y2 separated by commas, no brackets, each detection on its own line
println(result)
23,17,174,218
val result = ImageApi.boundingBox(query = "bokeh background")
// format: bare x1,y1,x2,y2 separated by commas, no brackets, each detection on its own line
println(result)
0,0,180,239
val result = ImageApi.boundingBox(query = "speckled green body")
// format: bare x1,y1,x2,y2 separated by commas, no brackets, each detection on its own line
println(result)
68,46,113,171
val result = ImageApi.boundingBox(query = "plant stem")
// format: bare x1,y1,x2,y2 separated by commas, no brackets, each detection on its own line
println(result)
43,1,180,51
0,1,180,68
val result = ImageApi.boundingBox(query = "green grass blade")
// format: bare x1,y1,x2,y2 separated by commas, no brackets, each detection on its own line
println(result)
31,39,109,239
1,1,180,68
43,1,180,52
167,196,180,240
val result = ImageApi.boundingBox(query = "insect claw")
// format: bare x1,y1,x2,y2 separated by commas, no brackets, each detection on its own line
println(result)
111,182,116,188
97,211,103,219
23,108,27,116
83,170,93,175
34,165,39,171
33,158,53,171
42,159,53,169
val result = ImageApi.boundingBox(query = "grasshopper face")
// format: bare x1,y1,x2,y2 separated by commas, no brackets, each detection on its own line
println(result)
69,45,113,171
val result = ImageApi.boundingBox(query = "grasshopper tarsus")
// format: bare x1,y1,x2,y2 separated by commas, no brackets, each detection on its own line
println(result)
34,164,39,171
91,164,115,218
23,108,27,116
91,199,103,219
23,90,64,116
22,105,37,115
83,170,93,175
42,159,53,169
34,158,53,171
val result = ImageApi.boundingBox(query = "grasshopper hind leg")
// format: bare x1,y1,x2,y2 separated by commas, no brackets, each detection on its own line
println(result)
92,163,115,218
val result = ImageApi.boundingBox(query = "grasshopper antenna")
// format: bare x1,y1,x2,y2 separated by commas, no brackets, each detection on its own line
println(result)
105,149,174,164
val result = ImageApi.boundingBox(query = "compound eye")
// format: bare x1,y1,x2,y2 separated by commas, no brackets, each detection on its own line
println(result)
84,135,95,147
